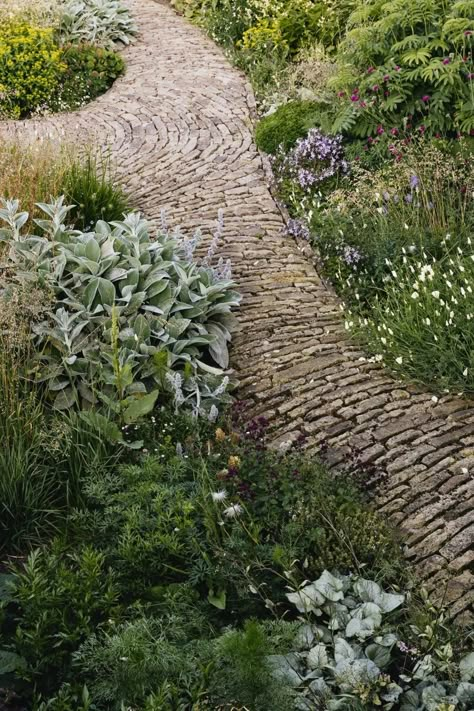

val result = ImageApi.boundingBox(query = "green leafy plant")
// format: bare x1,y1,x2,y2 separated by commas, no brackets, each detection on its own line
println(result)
267,570,474,710
72,614,213,709
255,100,325,154
332,0,474,136
0,20,65,118
57,0,137,48
0,199,240,417
58,43,125,110
1,545,120,695
61,152,130,230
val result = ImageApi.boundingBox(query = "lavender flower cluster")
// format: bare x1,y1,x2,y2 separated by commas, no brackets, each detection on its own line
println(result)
286,217,310,241
279,129,349,192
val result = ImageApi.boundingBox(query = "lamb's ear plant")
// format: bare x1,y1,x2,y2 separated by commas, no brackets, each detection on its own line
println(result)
0,198,240,419
57,0,137,47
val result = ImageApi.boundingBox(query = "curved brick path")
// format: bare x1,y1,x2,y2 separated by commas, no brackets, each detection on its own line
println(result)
1,0,473,620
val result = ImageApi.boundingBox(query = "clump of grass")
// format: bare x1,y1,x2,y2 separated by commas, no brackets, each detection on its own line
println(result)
0,138,72,226
62,151,130,230
0,138,129,233
0,0,59,26
0,287,62,552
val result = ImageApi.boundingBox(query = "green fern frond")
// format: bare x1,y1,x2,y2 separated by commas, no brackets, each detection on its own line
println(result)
401,47,432,65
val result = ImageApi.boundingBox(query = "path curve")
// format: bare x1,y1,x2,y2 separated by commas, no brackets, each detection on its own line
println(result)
1,0,472,620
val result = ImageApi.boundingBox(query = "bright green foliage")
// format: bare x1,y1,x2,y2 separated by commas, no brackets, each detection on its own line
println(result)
0,199,240,417
70,456,204,596
211,620,295,709
255,100,324,154
58,0,137,48
0,21,65,118
332,0,474,136
72,614,213,708
59,43,125,109
1,545,120,694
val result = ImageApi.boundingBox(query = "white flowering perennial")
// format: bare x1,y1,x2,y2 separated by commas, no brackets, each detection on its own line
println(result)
350,248,474,393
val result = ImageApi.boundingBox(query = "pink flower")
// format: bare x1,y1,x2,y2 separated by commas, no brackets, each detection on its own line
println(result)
383,74,390,81
350,94,359,102
467,73,474,80
435,132,441,138
337,91,345,97
376,125,384,135
395,65,401,71
418,125,426,134
372,84,380,91
367,66,375,74
390,127,399,136
359,100,367,108
421,95,430,103
464,30,472,36
443,57,451,65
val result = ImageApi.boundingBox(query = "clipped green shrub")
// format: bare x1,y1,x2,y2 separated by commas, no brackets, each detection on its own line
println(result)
0,199,240,417
0,20,65,118
58,43,125,110
255,100,325,154
332,0,474,136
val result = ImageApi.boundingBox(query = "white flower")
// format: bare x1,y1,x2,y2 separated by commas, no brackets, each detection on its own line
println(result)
211,490,227,503
223,503,244,519
396,357,403,365
463,368,468,376
431,291,440,299
411,291,419,300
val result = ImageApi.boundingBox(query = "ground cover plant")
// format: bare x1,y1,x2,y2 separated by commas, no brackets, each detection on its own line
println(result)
0,408,472,709
0,0,135,118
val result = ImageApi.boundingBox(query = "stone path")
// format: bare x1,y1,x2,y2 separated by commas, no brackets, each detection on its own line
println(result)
1,0,472,620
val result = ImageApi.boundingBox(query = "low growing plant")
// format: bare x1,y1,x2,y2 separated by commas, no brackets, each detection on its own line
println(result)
0,199,240,417
265,570,474,710
58,43,125,111
255,100,326,154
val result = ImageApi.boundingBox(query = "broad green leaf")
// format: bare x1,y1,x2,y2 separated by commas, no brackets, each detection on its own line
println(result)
207,588,226,610
0,651,26,675
123,390,159,424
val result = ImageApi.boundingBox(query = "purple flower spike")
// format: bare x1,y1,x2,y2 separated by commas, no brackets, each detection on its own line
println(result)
410,175,419,189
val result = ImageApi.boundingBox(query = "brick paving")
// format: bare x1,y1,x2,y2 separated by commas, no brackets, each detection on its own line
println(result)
1,0,472,620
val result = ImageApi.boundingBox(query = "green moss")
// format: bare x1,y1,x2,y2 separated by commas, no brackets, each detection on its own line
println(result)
255,100,324,155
